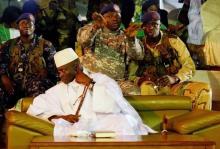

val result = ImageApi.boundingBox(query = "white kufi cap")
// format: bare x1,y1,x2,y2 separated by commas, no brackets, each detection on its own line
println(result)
54,48,78,68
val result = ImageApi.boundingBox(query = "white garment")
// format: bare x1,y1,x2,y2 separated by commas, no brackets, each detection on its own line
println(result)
9,28,20,39
203,25,220,66
187,0,203,45
27,72,156,136
201,0,220,35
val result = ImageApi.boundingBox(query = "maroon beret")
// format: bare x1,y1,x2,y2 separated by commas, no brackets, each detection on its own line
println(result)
141,11,160,24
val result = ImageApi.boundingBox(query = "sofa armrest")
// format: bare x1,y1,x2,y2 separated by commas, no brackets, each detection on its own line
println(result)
20,97,34,112
5,110,54,135
167,110,220,134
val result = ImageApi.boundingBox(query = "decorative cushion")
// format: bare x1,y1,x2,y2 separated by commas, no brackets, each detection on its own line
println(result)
167,110,220,134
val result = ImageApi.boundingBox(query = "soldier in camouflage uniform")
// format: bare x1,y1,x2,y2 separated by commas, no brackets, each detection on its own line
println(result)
0,13,57,113
132,11,211,110
77,4,143,95
48,0,79,50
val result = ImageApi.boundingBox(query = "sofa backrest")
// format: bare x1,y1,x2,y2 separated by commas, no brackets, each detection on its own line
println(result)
125,95,192,111
125,95,192,131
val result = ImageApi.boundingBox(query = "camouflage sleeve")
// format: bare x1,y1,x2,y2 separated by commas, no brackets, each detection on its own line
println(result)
169,37,196,82
76,23,98,49
42,40,58,82
0,41,11,76
126,37,144,61
128,60,139,82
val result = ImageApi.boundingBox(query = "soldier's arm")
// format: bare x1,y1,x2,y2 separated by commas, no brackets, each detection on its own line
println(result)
0,41,11,76
126,37,144,60
77,23,99,49
169,37,195,82
42,40,58,82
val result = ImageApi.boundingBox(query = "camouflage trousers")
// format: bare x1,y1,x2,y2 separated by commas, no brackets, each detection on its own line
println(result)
140,81,212,110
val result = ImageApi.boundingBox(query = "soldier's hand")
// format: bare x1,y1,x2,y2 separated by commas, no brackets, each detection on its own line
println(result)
167,24,184,33
156,75,179,87
124,23,140,39
92,12,105,30
1,75,15,95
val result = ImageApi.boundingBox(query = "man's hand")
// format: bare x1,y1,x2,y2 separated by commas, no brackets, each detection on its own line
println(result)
156,75,179,87
49,114,80,123
167,24,184,33
60,114,80,123
75,70,93,86
124,23,140,39
1,75,15,95
92,12,106,30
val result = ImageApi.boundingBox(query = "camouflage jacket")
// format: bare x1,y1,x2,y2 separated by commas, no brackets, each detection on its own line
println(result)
0,36,57,87
132,31,195,83
77,23,143,80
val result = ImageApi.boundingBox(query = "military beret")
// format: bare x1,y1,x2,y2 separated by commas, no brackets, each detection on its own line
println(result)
141,11,160,24
16,13,35,24
100,3,120,15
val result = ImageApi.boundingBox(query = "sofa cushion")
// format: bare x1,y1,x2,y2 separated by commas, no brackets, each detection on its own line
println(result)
167,110,220,134
126,95,192,111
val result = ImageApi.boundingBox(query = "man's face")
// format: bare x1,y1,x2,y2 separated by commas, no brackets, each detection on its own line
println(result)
103,11,121,31
57,60,79,84
18,19,35,36
142,20,160,38
147,4,158,12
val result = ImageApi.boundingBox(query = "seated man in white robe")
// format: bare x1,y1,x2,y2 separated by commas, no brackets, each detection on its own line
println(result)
27,48,156,136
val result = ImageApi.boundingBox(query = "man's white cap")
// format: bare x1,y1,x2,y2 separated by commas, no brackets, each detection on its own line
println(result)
54,48,78,68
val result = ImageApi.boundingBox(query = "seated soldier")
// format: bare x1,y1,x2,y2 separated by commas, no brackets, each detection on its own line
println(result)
131,11,211,110
27,48,156,136
0,13,57,112
77,4,143,95
141,0,168,29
